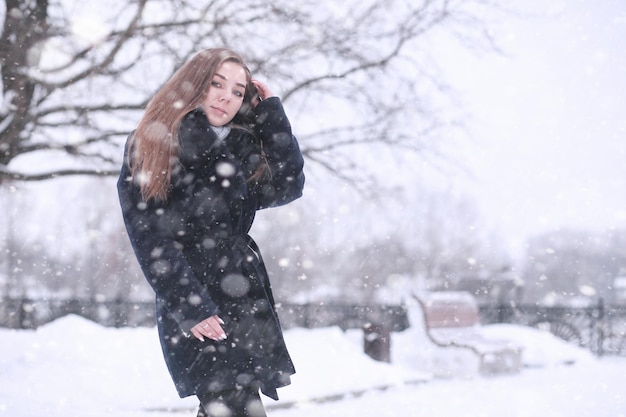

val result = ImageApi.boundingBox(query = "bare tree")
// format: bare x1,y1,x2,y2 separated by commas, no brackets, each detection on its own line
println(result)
1,0,507,303
1,0,499,188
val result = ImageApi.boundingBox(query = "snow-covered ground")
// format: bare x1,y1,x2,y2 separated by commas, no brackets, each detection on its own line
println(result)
1,306,624,417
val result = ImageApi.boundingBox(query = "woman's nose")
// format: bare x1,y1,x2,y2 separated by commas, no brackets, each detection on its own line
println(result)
218,90,232,102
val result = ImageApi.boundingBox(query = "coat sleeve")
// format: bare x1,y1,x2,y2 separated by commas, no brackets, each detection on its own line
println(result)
117,145,220,334
253,97,305,209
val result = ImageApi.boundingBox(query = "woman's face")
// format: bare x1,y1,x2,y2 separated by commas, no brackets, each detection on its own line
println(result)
202,61,247,126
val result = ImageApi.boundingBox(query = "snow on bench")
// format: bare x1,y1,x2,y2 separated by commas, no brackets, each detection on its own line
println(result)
411,291,523,377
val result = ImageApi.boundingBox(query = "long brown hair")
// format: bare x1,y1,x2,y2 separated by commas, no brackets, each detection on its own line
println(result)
128,48,255,202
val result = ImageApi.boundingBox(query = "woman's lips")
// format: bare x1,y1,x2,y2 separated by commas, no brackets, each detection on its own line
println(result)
211,106,227,117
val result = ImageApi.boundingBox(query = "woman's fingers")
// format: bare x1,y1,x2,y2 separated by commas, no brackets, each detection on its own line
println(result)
191,315,226,342
191,327,205,342
251,79,273,100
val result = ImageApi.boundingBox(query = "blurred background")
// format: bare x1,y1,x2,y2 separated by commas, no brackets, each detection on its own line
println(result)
1,0,625,325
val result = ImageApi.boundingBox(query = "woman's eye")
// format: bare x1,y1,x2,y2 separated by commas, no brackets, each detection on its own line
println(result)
211,81,221,88
234,90,244,97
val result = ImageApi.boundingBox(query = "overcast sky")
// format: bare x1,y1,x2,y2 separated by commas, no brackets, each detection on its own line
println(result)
433,0,626,255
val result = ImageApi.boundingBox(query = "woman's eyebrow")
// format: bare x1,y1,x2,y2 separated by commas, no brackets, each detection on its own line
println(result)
215,72,246,89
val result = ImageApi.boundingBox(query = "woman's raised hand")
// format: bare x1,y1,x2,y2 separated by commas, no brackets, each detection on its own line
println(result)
251,79,274,107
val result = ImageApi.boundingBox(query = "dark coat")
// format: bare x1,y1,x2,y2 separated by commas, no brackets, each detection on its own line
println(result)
117,97,304,400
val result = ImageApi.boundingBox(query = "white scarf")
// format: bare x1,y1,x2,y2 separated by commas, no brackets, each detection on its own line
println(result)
210,125,231,141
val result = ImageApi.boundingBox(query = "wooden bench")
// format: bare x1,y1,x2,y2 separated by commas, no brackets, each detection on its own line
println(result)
412,291,523,376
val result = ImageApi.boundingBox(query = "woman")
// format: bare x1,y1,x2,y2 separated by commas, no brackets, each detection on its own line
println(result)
117,48,305,417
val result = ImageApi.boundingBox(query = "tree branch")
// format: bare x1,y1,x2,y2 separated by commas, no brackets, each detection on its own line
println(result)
0,166,120,181
46,0,148,90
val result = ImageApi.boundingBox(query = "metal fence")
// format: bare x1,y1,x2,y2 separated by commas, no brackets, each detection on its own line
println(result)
0,297,410,363
2,297,625,357
0,297,409,331
0,297,157,329
479,300,626,357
